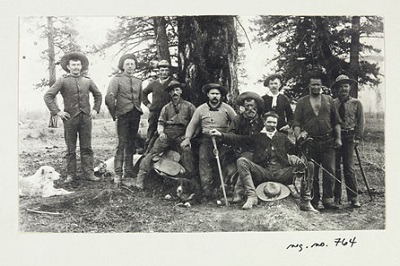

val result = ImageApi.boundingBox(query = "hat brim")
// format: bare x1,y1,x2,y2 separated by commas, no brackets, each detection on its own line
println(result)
256,182,290,202
264,74,283,87
202,83,227,96
118,54,138,71
331,78,357,92
165,82,187,91
60,53,89,73
236,91,264,109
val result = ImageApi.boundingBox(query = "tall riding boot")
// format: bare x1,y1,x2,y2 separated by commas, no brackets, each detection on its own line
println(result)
240,174,258,210
114,155,124,186
299,162,318,213
123,153,134,178
135,170,146,190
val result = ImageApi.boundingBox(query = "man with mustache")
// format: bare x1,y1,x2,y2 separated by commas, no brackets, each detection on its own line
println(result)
44,52,102,186
142,60,173,153
293,71,342,210
135,80,196,190
181,83,236,200
210,112,317,212
105,54,143,187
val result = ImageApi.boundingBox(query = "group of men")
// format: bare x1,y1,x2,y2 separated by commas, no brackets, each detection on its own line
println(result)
44,52,365,213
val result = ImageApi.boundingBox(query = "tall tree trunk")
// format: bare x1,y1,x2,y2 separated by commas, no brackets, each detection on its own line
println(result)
153,17,171,62
177,16,239,106
47,16,56,87
349,16,360,98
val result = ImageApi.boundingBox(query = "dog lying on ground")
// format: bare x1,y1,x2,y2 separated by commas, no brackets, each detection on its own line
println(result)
94,155,143,180
19,166,73,197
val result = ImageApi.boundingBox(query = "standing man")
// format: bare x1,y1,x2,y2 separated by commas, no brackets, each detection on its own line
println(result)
105,54,143,187
210,112,317,212
181,83,237,200
332,75,365,207
135,80,196,189
262,74,293,133
293,71,342,210
142,59,173,153
44,52,102,185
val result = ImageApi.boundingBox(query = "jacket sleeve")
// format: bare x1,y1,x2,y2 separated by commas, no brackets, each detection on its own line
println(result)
220,132,252,146
89,79,102,113
105,77,118,120
292,98,303,130
355,100,365,140
142,82,152,106
284,96,294,126
43,78,63,116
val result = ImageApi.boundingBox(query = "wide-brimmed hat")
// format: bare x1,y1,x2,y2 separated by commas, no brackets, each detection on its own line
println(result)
263,74,283,87
331,74,357,93
60,52,89,73
118,54,138,71
256,181,290,202
165,80,187,92
236,91,264,109
157,59,171,68
201,83,227,96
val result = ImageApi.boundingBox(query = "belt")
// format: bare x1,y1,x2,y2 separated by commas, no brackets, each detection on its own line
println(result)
309,132,333,141
341,128,355,133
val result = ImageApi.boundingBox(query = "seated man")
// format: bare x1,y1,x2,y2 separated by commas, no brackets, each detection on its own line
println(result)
210,112,317,212
134,80,196,189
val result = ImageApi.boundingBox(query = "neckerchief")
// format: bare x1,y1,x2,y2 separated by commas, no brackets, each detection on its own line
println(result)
261,128,277,139
265,89,283,109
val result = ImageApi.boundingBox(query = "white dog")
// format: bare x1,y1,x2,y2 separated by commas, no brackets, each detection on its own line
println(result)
19,166,73,197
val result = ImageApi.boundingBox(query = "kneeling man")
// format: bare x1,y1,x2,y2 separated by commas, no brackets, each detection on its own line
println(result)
210,112,317,212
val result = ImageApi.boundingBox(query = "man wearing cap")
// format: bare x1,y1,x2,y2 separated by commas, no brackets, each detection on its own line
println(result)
134,80,196,189
44,52,102,185
262,74,293,133
142,59,173,153
181,83,237,200
228,91,265,202
105,54,143,187
210,112,317,212
332,74,365,208
293,71,342,210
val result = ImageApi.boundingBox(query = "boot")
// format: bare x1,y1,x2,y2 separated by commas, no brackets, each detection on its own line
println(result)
135,170,146,190
242,197,258,210
300,200,319,213
232,179,244,203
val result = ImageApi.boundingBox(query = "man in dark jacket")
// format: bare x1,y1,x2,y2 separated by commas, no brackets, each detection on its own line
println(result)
142,60,172,153
105,54,143,187
44,52,102,186
210,112,317,212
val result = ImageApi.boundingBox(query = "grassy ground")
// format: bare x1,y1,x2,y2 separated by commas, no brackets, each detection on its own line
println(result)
18,115,385,232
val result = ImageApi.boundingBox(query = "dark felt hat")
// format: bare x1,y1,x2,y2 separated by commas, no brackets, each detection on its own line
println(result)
331,74,357,93
60,52,89,73
236,91,264,108
201,83,227,96
118,54,138,71
256,182,290,202
263,74,283,87
165,80,187,92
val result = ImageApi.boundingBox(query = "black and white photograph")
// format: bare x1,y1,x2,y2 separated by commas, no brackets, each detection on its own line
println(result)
2,0,400,265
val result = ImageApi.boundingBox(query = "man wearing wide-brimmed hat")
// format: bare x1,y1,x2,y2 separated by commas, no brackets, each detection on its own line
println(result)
105,54,143,187
181,83,237,200
142,59,173,153
210,111,317,211
293,70,342,210
227,91,265,203
262,74,293,133
331,74,365,208
135,80,196,189
44,52,102,186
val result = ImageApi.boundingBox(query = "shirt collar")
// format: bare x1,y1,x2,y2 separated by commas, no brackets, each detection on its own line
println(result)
261,128,277,139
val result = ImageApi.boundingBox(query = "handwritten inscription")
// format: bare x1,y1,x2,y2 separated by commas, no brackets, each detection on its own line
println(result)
286,237,357,252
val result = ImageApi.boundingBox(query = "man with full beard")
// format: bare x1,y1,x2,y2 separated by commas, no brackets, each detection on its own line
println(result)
181,83,237,200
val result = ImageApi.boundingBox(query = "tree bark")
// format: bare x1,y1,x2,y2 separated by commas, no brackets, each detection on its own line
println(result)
47,16,56,87
153,17,171,62
349,16,361,98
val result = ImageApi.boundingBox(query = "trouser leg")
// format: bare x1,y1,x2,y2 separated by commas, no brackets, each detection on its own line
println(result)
124,111,141,177
342,138,358,201
79,113,94,177
300,161,314,202
334,146,343,201
321,139,335,204
63,115,79,177
198,139,215,197
144,111,159,153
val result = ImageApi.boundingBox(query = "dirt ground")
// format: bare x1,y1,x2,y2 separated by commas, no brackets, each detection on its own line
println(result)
18,115,385,232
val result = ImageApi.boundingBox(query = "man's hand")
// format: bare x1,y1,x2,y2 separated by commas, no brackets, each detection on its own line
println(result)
146,103,151,110
90,110,97,119
159,132,167,141
209,129,222,137
180,138,191,149
287,154,303,165
296,130,308,141
334,138,342,149
279,124,290,132
57,111,70,121
354,139,360,147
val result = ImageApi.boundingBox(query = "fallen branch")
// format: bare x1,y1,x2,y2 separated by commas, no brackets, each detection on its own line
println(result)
26,209,63,215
